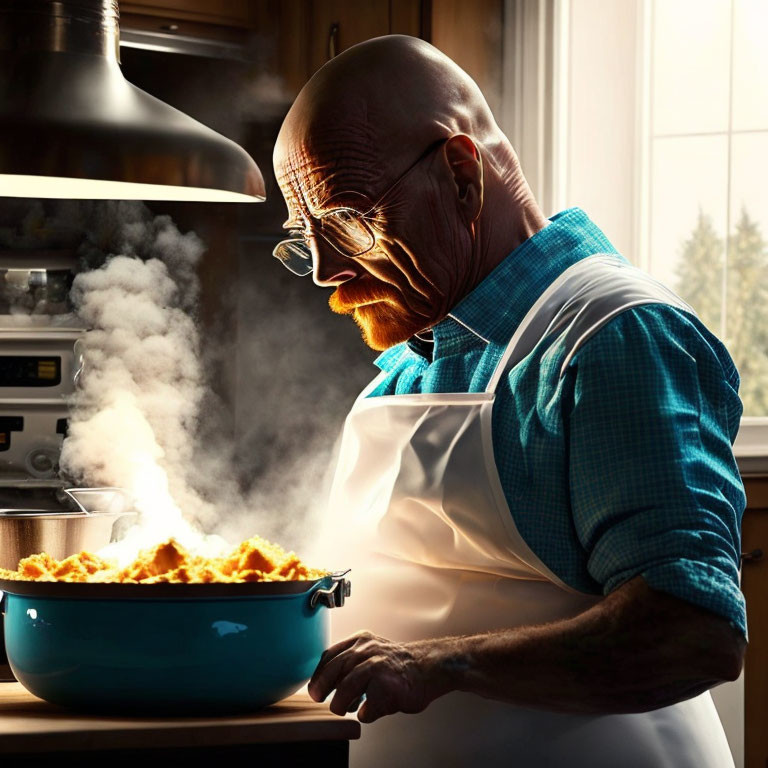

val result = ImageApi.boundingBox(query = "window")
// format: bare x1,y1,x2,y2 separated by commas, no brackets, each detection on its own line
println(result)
505,0,768,467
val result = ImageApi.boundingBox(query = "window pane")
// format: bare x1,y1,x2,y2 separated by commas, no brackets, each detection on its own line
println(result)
726,131,768,415
650,135,728,335
732,0,768,130
567,0,639,261
652,0,730,135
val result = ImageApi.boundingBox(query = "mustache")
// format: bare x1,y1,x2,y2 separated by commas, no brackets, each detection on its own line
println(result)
328,280,400,315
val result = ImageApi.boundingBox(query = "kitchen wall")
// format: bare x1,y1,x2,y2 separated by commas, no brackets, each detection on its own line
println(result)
558,0,640,261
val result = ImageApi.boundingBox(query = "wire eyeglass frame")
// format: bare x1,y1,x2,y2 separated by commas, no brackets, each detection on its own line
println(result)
272,139,447,276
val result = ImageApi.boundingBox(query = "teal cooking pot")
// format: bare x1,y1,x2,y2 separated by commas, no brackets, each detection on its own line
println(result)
0,573,350,714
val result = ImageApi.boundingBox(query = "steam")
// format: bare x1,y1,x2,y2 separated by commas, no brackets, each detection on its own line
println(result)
216,271,368,556
0,201,220,561
56,209,235,562
0,198,371,566
62,260,214,560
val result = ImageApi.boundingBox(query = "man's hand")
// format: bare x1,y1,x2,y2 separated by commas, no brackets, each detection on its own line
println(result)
308,631,452,723
310,576,745,721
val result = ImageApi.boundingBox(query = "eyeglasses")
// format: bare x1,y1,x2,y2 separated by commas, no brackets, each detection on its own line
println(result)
273,139,446,276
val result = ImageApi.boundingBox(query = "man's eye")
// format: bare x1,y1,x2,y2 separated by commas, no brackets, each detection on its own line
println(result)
289,229,310,243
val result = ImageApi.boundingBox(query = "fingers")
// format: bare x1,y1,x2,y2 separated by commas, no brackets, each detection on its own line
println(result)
328,661,374,715
356,676,400,723
318,634,364,668
345,694,365,712
309,631,376,702
329,662,399,722
309,632,428,724
309,647,359,702
357,698,376,723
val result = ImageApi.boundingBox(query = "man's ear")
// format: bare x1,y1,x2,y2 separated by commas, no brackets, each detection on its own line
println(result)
443,134,483,228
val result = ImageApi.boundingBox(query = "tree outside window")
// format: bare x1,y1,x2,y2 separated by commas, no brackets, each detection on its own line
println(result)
676,210,768,415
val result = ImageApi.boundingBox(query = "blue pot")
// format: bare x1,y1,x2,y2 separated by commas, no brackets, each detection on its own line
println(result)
0,574,350,714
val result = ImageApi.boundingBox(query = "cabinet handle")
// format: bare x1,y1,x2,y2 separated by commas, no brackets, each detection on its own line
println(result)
740,548,763,563
328,22,339,60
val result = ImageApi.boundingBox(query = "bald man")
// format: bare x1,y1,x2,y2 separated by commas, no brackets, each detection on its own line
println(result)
273,36,745,768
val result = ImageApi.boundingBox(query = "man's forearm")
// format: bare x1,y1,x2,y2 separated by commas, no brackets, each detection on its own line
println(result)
309,575,744,721
429,576,744,714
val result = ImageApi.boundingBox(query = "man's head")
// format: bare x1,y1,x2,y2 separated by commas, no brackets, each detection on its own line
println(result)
273,35,539,350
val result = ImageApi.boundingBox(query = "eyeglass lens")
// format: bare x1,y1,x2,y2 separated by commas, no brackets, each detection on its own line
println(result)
318,210,375,256
272,210,376,275
272,239,313,276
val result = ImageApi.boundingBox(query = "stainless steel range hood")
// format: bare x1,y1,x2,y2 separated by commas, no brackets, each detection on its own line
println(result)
0,0,265,202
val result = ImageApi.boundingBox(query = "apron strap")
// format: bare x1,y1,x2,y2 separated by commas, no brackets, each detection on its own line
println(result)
485,254,696,394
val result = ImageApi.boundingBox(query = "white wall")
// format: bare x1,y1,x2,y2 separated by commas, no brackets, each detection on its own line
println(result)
562,0,641,262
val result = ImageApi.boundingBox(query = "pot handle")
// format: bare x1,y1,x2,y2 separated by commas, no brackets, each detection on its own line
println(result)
310,571,351,610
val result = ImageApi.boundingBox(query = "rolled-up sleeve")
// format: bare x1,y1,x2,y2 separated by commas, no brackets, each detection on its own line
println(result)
567,304,747,636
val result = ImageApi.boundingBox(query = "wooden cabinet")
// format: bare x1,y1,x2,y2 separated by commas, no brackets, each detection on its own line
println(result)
118,1,504,116
255,0,502,110
120,1,255,27
306,0,392,75
118,0,260,49
742,476,768,768
429,0,503,117
262,0,421,100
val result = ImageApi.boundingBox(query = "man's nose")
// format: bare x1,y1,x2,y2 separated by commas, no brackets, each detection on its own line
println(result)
312,236,359,287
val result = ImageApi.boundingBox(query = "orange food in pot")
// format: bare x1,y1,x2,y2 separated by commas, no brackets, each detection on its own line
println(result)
0,536,327,584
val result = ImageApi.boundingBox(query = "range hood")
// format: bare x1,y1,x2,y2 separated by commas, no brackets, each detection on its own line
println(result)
0,0,265,203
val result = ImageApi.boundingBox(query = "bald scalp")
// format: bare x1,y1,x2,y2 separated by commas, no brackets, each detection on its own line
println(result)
274,35,517,208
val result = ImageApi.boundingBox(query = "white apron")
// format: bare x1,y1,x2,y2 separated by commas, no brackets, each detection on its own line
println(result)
317,254,734,768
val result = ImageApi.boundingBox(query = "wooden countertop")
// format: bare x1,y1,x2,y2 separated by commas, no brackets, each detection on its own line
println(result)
0,682,360,754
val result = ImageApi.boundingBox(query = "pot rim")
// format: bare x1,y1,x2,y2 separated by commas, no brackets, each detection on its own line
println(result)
0,572,345,600
0,511,131,519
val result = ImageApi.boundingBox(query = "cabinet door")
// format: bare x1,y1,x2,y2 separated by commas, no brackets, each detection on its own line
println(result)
742,503,768,768
429,0,503,117
307,0,392,76
120,1,253,26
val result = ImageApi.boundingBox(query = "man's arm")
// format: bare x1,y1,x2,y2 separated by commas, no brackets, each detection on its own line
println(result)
308,575,745,722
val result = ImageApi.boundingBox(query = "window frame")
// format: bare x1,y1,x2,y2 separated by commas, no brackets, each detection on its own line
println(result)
503,0,768,472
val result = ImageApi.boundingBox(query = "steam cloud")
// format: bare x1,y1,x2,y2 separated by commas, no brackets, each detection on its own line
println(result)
0,201,226,561
1,199,371,566
60,214,230,562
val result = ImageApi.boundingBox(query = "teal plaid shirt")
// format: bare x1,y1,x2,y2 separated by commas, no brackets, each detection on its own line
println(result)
369,207,747,636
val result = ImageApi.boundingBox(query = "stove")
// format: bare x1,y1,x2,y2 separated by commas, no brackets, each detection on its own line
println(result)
0,324,84,482
0,250,83,489
0,250,121,680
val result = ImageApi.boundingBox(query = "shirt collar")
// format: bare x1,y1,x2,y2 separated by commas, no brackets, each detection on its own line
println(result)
433,207,620,348
374,207,619,370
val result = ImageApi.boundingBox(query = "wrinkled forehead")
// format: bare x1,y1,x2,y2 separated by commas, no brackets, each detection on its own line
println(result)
275,123,402,221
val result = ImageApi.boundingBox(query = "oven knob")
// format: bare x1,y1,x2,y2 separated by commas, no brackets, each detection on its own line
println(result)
25,448,58,478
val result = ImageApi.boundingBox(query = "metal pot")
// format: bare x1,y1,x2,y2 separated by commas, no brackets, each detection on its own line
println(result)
0,485,132,680
0,486,130,570
0,573,351,714
0,511,127,571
